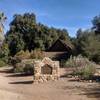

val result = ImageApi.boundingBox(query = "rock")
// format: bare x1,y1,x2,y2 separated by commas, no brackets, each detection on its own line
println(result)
89,80,93,83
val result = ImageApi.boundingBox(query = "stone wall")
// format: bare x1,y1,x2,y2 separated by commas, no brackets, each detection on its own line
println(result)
33,57,60,83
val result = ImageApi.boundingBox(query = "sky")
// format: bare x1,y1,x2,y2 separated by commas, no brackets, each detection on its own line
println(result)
0,0,100,37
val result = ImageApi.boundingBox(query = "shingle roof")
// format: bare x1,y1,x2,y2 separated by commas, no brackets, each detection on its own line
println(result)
47,39,74,51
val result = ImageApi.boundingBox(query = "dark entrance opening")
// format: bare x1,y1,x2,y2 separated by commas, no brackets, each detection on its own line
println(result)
41,64,52,74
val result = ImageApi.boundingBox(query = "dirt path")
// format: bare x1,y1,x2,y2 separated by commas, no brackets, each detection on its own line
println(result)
0,67,99,100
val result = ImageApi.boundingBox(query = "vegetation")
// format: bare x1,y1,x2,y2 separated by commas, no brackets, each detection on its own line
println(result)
73,64,96,80
14,60,34,75
80,65,96,80
0,12,6,42
66,55,96,80
73,29,100,64
8,57,21,67
30,49,45,59
72,15,100,64
65,55,91,68
23,63,34,75
0,43,9,62
2,12,100,64
0,11,100,79
15,50,30,59
0,59,7,67
5,13,71,56
0,12,8,66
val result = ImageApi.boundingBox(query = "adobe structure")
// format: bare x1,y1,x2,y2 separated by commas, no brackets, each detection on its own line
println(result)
33,57,60,83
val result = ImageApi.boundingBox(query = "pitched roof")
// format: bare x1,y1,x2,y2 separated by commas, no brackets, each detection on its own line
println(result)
47,39,73,52
59,39,74,49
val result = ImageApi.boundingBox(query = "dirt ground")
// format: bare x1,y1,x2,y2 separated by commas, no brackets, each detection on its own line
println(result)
0,67,100,100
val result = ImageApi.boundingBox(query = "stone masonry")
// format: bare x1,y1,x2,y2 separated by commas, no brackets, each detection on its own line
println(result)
33,57,60,83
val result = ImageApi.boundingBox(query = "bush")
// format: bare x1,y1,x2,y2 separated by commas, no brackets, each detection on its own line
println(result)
23,63,34,75
14,60,34,75
81,65,96,79
14,63,24,73
73,64,96,80
0,59,7,67
65,55,91,68
15,50,30,59
30,49,45,59
0,43,9,63
65,55,96,80
8,57,22,71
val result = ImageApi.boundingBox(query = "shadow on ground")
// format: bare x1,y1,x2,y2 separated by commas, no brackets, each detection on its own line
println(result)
9,80,33,84
6,73,33,77
60,68,100,99
0,67,33,77
79,85,100,99
0,68,14,73
62,81,100,100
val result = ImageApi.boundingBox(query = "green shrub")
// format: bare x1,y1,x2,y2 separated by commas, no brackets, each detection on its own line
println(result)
8,57,21,66
30,49,45,59
0,60,7,67
65,55,96,80
65,55,91,68
15,50,30,59
60,60,67,67
73,64,96,80
0,43,9,64
23,63,34,75
15,50,25,56
14,64,24,73
81,65,96,79
14,61,34,75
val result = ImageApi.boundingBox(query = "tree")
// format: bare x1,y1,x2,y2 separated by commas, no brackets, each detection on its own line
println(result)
5,13,72,56
82,34,100,63
75,29,100,63
6,32,24,56
0,42,9,62
92,14,100,33
72,29,85,55
6,13,36,55
76,28,83,39
0,12,6,43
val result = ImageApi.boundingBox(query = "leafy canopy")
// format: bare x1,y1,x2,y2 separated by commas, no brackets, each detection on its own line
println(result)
5,13,71,56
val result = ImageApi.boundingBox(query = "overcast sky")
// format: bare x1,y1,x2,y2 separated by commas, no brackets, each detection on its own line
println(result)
0,0,100,37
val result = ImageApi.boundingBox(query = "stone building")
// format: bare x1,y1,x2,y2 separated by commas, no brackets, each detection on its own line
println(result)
33,57,60,83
